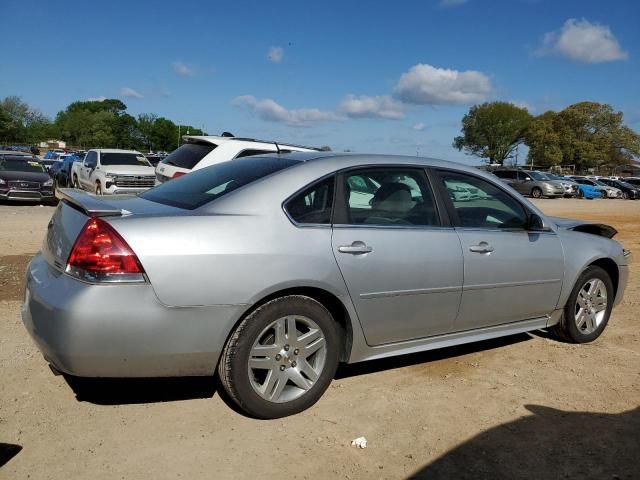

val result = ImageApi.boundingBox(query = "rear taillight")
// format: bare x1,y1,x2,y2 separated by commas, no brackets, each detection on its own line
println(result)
66,217,146,283
172,171,186,179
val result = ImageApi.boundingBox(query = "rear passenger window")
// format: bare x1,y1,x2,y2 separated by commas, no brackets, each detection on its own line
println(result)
341,168,439,227
285,177,334,225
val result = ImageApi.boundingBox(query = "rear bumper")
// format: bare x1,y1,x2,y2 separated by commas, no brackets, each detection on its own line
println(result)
21,254,245,377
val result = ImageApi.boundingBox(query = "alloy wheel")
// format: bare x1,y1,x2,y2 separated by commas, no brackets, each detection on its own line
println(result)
247,315,327,403
574,278,607,335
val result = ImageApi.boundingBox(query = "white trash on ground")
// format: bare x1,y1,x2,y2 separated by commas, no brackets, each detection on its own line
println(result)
351,437,367,449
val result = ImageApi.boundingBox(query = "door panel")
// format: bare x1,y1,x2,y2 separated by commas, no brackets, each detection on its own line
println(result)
333,227,463,345
455,230,563,330
435,169,564,331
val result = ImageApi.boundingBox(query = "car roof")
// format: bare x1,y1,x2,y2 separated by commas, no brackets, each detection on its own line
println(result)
247,151,488,174
90,148,143,154
183,135,319,151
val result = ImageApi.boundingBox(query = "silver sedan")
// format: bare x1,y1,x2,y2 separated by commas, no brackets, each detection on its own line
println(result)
22,153,631,418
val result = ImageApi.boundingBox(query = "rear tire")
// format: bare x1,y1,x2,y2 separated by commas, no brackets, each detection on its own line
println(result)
552,265,613,343
218,295,340,419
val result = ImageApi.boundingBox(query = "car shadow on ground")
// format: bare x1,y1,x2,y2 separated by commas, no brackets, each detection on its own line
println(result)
0,443,23,468
63,333,532,408
336,333,531,380
408,405,640,480
64,376,217,406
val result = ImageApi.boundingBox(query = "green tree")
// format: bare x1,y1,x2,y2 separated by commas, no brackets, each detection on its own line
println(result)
453,102,532,164
525,102,640,171
524,111,563,167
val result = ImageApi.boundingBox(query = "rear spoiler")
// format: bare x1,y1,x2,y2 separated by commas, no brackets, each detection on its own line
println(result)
56,188,129,217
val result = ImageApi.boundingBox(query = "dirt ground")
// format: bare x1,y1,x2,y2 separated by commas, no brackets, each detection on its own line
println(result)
0,199,638,479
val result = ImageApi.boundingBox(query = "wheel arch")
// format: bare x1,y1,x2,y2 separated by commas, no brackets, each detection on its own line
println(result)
588,257,619,298
227,286,354,364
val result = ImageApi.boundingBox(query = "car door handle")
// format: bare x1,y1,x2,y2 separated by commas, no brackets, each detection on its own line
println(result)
338,241,373,254
469,242,494,254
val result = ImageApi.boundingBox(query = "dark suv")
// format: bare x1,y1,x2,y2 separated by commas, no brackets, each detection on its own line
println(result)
493,169,565,198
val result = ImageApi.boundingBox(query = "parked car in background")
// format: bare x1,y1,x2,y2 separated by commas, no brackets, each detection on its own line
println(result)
574,183,603,199
596,178,640,200
0,156,54,203
155,134,318,183
44,149,66,160
493,169,565,198
23,153,630,418
71,149,155,195
623,177,640,188
545,174,580,197
570,177,622,199
0,150,37,159
52,155,82,189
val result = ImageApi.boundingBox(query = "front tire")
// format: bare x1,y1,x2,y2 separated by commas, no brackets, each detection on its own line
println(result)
552,265,613,343
218,296,341,419
95,182,102,195
531,187,542,198
72,174,79,189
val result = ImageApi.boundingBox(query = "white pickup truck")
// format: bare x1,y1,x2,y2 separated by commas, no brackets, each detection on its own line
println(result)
71,149,156,195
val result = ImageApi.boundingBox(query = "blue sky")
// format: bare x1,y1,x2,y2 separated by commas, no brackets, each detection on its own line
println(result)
2,0,638,163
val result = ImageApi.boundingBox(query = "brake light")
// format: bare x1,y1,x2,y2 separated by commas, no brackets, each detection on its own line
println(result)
66,217,145,283
172,171,186,179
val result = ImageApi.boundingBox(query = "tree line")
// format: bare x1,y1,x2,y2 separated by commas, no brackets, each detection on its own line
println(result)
454,101,640,172
0,96,204,152
1,95,638,172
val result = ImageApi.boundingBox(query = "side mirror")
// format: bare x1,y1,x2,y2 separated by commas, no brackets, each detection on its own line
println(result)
527,213,552,232
524,177,532,182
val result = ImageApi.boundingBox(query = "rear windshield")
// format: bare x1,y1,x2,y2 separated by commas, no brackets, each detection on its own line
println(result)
161,143,216,170
101,153,150,166
141,157,300,209
0,158,45,173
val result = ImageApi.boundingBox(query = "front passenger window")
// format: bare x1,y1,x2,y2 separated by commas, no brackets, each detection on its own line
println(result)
438,171,528,229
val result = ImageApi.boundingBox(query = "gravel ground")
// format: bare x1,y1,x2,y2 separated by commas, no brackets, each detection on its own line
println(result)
0,198,638,480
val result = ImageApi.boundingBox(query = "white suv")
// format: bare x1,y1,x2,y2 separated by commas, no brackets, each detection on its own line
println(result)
155,135,318,183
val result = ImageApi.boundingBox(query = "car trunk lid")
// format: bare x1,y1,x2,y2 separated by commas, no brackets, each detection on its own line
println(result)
43,189,183,271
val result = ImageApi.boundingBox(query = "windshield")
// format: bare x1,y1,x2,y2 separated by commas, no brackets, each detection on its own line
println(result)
161,143,217,170
593,180,607,187
0,158,45,173
141,156,300,209
546,174,565,181
101,153,151,166
529,171,550,181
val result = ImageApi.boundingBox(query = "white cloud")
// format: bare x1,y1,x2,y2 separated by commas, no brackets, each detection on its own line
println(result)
512,100,535,112
393,64,491,105
233,95,339,126
339,95,405,119
267,46,284,63
119,87,143,98
538,18,628,63
412,122,426,131
438,0,468,7
87,96,106,102
172,61,196,76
